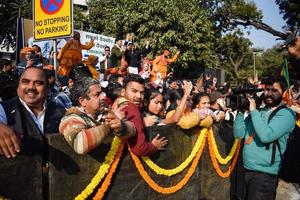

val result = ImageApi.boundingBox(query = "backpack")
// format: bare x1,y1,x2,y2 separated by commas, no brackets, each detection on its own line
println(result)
267,106,300,183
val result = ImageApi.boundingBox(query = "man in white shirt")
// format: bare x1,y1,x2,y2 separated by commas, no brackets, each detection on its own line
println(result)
0,66,65,158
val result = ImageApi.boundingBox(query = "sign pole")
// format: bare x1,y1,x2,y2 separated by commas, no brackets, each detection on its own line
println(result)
53,39,58,80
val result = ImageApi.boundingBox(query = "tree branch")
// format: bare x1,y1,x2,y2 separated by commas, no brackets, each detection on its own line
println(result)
233,19,287,40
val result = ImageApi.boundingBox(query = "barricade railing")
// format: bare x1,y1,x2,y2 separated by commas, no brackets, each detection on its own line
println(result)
0,123,244,200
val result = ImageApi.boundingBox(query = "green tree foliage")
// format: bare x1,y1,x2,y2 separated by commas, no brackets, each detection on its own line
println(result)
73,6,89,30
259,45,285,77
216,30,252,80
0,0,32,50
276,0,300,29
200,0,262,34
87,0,217,69
202,0,288,39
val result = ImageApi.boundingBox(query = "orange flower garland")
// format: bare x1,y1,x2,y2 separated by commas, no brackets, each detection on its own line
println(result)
207,128,241,178
128,130,207,194
93,143,124,200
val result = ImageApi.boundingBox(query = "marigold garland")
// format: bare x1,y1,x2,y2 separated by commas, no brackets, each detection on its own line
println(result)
128,129,207,194
75,137,123,200
141,128,207,176
93,143,124,200
207,128,241,178
209,129,240,165
296,119,300,127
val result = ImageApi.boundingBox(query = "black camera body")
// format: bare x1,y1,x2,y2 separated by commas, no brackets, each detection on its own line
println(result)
225,85,264,111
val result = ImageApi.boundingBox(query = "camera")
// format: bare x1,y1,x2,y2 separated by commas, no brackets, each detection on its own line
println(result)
225,84,264,111
282,29,298,48
277,29,298,51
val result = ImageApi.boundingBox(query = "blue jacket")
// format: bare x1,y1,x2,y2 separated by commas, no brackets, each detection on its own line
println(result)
233,107,295,175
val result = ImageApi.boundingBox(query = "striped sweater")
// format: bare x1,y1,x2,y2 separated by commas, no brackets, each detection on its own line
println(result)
59,107,135,154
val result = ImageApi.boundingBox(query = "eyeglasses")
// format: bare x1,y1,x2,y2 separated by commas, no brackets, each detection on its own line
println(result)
105,49,110,52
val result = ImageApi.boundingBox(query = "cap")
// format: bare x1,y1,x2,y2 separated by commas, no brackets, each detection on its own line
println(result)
85,55,98,65
116,36,123,42
209,91,223,103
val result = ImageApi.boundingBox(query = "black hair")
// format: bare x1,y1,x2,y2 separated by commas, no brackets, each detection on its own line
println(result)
265,77,287,92
32,44,41,52
108,74,123,84
105,82,123,103
204,80,213,91
123,74,145,89
68,63,93,81
20,66,49,86
167,88,184,112
70,77,99,106
0,59,12,70
43,69,55,78
167,77,177,84
143,86,162,112
191,92,209,109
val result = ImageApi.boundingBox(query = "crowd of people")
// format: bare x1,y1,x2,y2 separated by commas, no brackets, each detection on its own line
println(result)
0,33,300,200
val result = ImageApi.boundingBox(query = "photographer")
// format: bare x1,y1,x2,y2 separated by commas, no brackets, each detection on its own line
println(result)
59,77,135,154
233,80,295,200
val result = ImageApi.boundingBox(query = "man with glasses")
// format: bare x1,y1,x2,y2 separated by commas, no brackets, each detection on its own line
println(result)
233,80,295,200
99,46,111,81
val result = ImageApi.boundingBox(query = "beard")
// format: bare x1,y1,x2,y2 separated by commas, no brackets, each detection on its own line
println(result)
263,94,282,107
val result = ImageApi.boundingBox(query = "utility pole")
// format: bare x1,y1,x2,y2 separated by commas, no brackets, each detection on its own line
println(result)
253,52,256,79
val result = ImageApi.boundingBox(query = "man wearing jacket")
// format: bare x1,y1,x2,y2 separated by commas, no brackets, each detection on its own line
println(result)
233,80,295,200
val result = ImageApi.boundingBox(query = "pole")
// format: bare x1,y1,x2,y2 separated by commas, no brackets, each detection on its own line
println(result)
53,39,58,80
253,52,256,79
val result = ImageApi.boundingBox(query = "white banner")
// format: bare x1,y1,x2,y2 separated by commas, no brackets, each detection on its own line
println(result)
27,29,115,68
78,30,115,63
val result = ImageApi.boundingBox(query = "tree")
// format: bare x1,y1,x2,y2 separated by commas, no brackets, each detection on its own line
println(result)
216,30,252,79
276,0,300,29
202,0,288,40
0,0,32,50
87,0,217,70
73,6,89,31
259,45,285,77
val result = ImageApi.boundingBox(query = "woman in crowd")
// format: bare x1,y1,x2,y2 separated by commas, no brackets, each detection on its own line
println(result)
143,81,193,126
191,92,215,122
165,83,213,129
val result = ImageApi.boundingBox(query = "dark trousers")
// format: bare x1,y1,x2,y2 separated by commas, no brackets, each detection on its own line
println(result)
244,170,278,200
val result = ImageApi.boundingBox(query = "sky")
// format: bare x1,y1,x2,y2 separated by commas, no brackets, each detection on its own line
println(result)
242,0,286,50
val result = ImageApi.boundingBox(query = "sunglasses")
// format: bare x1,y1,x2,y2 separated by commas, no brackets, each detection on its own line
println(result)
105,49,110,51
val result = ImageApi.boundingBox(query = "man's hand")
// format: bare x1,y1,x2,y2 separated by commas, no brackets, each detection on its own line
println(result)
215,111,225,122
248,96,256,112
182,81,193,96
151,134,168,150
105,112,122,133
0,124,21,158
112,104,127,121
287,36,300,59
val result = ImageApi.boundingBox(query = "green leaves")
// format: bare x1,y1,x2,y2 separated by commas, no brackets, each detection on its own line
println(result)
0,0,32,50
87,0,216,69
